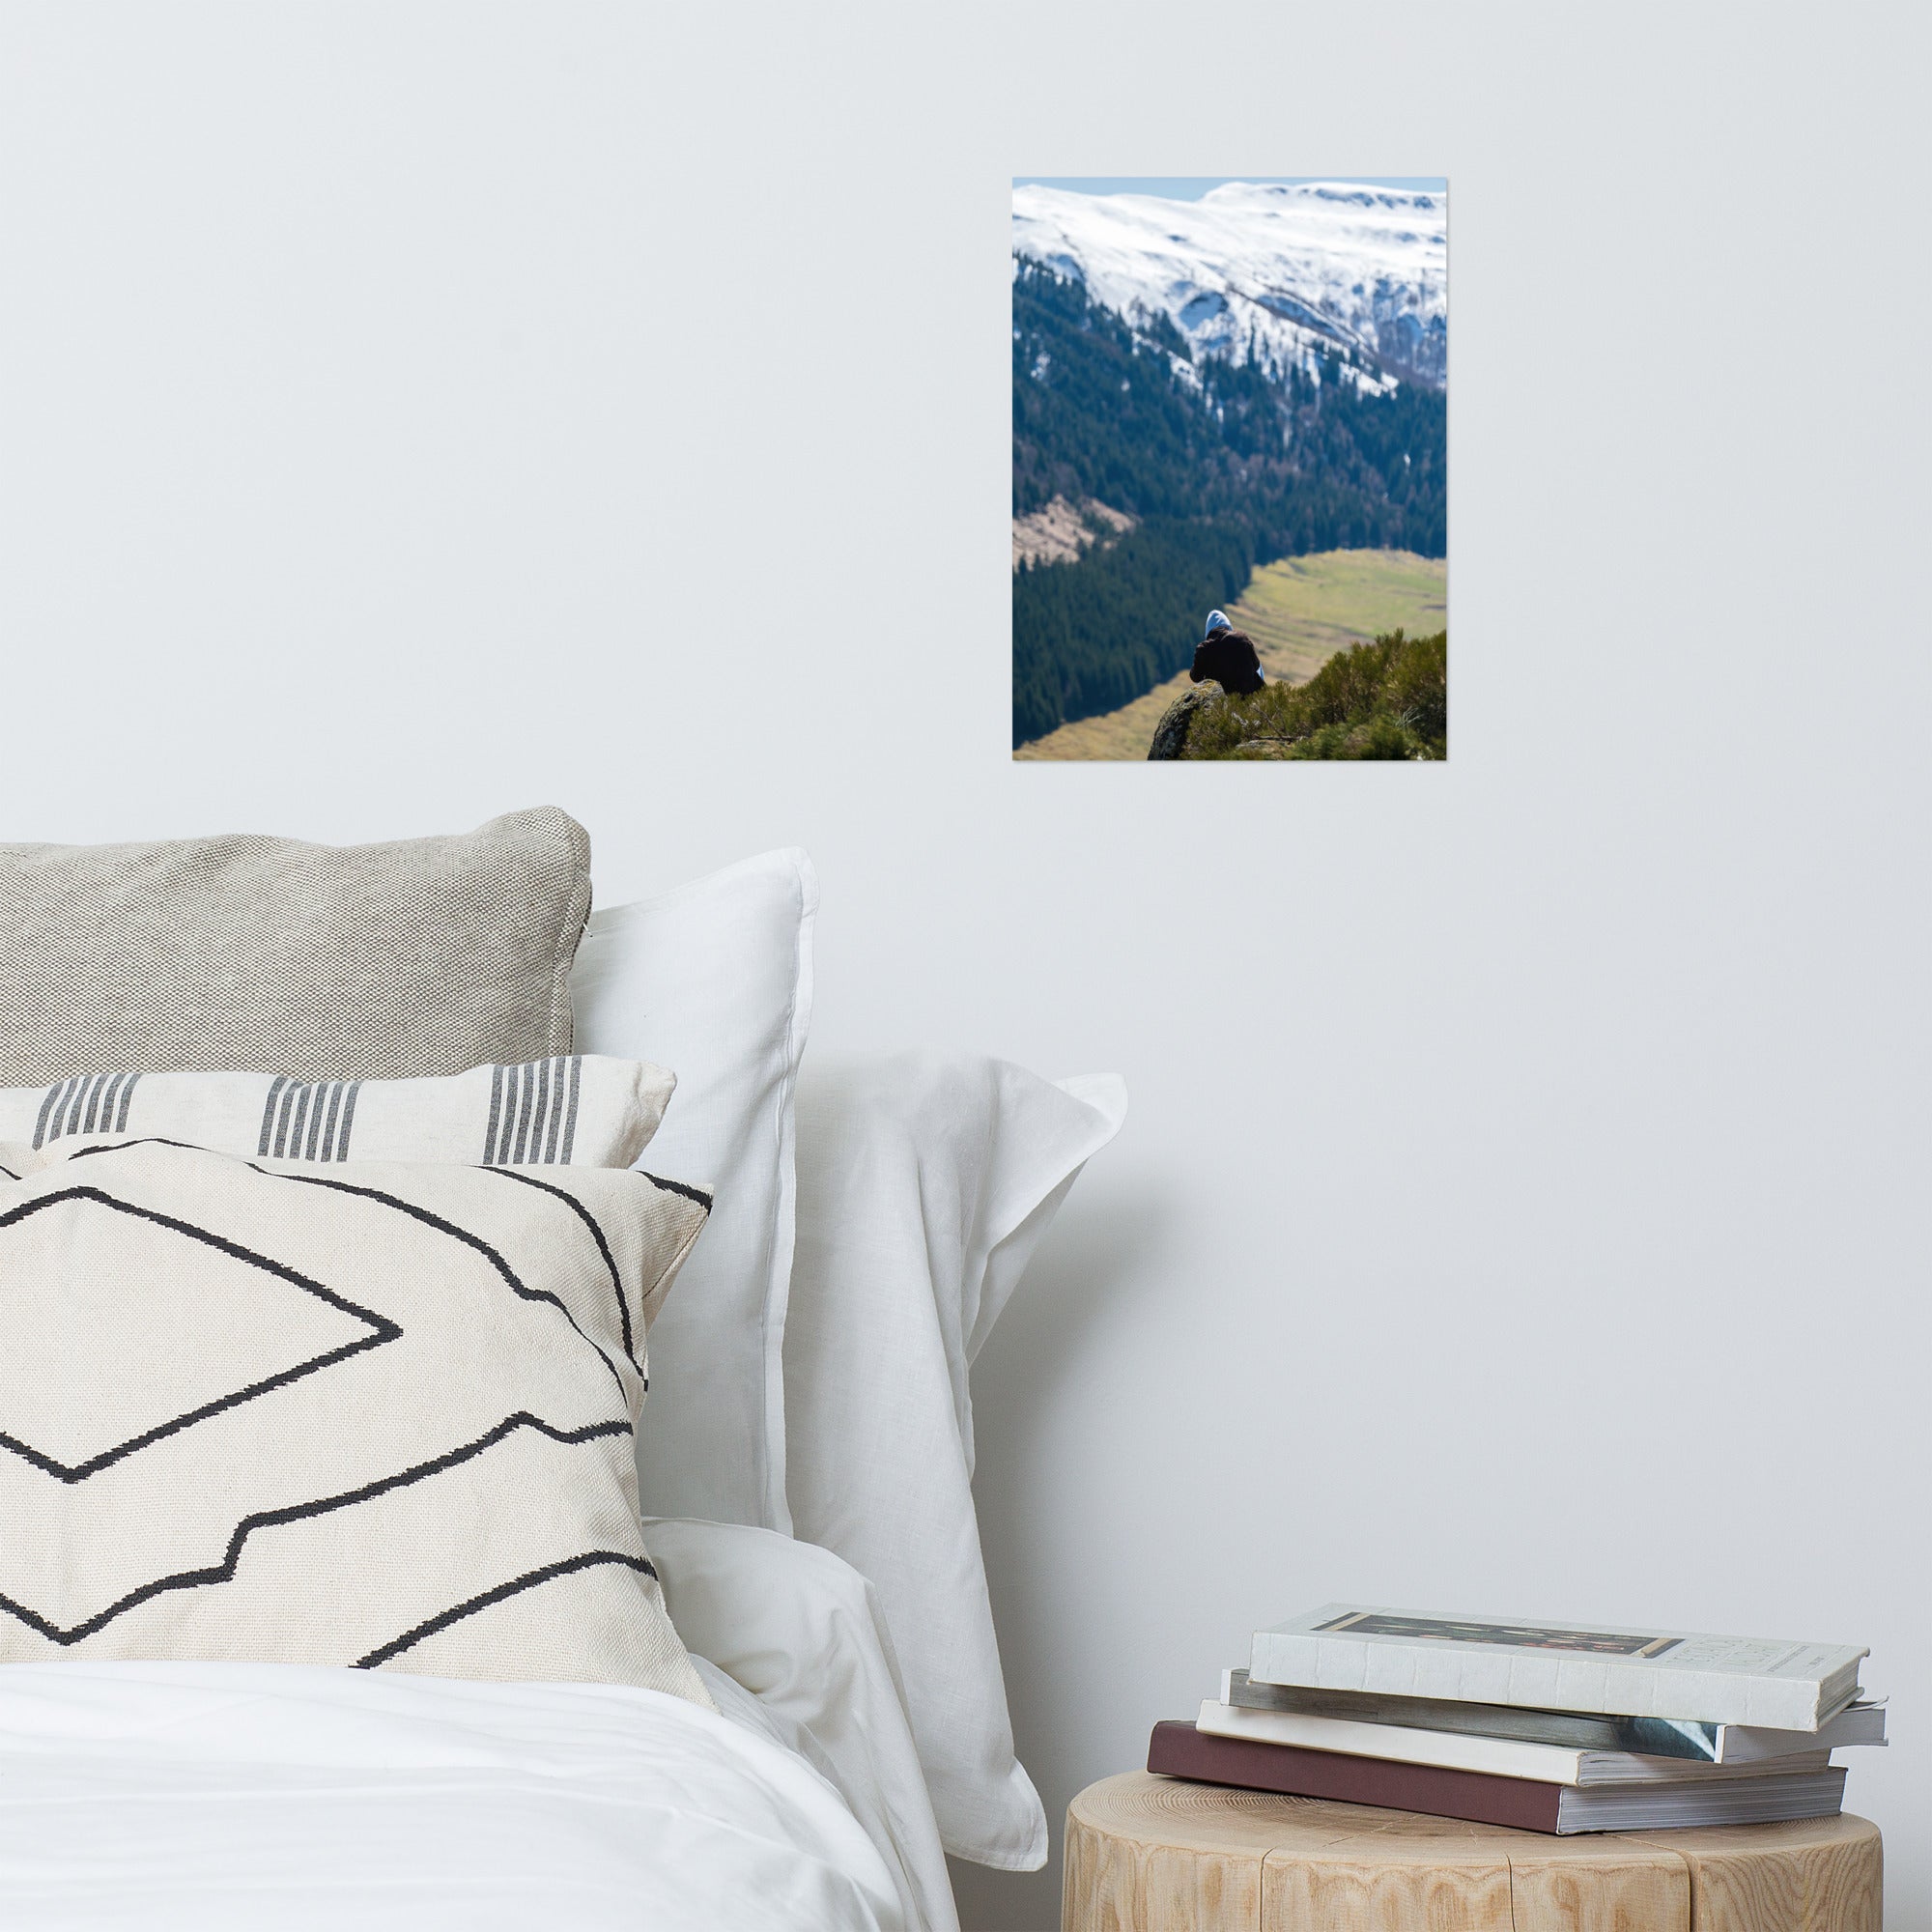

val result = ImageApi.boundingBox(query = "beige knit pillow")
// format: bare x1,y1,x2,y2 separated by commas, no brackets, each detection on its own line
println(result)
0,1135,710,1700
0,809,592,1085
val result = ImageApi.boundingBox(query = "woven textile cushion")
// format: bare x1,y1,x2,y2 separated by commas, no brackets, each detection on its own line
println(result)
0,1136,709,1702
0,808,592,1085
0,1057,674,1168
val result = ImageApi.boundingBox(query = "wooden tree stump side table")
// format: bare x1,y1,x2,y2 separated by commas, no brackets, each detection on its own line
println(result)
1063,1772,1883,1932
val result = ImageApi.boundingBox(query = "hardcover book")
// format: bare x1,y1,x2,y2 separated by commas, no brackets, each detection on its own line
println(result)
1248,1605,1866,1731
1219,1669,1888,1763
1147,1721,1848,1836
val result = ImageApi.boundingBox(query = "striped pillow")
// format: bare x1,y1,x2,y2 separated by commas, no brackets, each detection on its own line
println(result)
0,1056,673,1168
0,1135,710,1696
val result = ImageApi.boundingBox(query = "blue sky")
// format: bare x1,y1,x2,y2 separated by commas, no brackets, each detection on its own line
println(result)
1011,177,1445,199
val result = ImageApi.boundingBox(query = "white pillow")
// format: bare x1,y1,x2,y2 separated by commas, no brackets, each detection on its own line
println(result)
647,1517,957,1932
783,1051,1126,1870
571,851,815,1531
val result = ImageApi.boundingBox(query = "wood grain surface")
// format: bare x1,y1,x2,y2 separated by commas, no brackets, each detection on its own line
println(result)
1063,1772,1882,1932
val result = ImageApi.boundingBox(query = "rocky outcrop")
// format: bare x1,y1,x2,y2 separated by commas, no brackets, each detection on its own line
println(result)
1147,687,1221,760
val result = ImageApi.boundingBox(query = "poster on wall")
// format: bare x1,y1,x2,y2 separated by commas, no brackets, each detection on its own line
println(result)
1010,178,1447,761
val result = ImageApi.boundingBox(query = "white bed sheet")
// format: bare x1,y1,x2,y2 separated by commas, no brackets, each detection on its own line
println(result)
645,1519,957,1932
0,1658,906,1932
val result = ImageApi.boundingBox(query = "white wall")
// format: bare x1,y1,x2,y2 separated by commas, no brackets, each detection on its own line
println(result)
3,4,1926,1926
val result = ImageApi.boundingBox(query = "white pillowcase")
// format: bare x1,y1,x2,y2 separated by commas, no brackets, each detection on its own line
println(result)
572,851,815,1531
648,1518,957,1932
783,1051,1126,1870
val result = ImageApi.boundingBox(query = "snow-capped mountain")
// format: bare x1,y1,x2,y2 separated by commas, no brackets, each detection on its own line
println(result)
1011,181,1446,390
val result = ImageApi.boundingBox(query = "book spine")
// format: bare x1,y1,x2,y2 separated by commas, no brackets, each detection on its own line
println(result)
1249,1630,1826,1730
1146,1721,1566,1834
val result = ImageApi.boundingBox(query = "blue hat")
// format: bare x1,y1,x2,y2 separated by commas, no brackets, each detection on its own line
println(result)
1203,610,1233,641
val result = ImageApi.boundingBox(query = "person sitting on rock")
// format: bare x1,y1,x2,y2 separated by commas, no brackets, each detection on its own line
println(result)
1190,611,1264,696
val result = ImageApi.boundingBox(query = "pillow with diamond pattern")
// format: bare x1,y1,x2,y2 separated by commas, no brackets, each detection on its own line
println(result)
0,1134,710,1699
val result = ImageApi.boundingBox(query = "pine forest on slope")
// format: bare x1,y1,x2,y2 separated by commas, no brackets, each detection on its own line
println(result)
1011,183,1446,753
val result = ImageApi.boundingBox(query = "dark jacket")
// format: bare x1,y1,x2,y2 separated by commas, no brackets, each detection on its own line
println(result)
1190,629,1264,696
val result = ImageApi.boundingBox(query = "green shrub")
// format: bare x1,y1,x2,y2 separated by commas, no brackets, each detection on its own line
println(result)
1178,629,1447,760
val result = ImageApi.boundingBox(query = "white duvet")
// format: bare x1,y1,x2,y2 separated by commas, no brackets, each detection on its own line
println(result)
0,1659,906,1931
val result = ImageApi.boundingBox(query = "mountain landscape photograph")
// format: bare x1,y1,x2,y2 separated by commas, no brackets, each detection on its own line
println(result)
1011,177,1448,760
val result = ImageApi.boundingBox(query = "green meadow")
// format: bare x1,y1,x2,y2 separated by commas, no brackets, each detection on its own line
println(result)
1015,548,1448,762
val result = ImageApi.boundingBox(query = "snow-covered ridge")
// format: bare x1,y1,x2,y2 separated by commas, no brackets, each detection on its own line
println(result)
1011,181,1446,389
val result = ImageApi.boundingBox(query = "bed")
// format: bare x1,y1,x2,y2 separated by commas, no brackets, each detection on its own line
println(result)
0,812,1125,1931
0,1531,924,1932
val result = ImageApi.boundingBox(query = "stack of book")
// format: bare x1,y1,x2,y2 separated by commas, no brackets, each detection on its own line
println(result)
1150,1605,1883,1834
